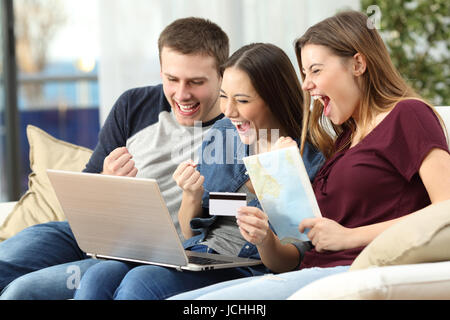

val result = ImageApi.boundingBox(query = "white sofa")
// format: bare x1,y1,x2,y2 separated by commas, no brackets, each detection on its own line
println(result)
0,202,17,226
289,260,450,299
437,106,450,138
0,106,449,300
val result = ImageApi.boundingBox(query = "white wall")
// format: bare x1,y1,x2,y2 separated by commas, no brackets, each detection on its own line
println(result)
97,0,360,124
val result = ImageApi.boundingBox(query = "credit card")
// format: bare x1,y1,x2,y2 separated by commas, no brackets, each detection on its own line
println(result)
209,192,247,216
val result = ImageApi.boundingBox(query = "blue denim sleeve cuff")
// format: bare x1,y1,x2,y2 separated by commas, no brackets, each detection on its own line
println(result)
290,240,313,268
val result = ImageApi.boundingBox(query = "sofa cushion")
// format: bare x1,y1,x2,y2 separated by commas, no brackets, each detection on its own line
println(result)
350,199,450,270
288,261,450,300
0,125,93,241
0,202,17,225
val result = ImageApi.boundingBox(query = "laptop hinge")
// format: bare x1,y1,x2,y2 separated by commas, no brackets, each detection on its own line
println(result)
88,253,98,259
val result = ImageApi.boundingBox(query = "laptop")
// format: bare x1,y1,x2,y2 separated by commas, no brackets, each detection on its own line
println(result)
47,169,261,271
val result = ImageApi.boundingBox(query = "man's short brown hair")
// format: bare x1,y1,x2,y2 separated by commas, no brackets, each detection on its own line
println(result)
158,17,229,75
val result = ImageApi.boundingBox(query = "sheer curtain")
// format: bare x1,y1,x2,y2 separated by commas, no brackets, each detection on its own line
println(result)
97,0,359,123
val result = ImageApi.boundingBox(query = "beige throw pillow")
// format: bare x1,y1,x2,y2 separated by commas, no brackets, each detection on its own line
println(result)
350,199,450,270
0,125,93,241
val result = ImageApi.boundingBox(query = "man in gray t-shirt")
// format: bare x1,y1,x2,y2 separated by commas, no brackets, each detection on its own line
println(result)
0,17,229,300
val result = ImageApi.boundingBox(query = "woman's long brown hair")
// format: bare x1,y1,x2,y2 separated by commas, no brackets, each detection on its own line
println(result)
294,10,447,159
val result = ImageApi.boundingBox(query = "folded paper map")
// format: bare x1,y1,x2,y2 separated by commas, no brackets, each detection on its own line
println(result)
243,146,321,241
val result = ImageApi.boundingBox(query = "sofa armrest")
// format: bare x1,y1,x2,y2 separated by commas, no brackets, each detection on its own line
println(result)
288,261,450,300
0,202,17,226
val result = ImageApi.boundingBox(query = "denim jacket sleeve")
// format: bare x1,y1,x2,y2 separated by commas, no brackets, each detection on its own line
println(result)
300,139,325,182
184,119,252,249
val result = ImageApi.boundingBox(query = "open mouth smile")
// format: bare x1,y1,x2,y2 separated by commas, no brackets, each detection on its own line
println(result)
312,95,331,117
231,120,252,134
175,101,201,116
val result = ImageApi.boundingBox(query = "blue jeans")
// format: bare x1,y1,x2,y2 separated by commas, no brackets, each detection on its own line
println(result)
170,265,350,300
74,245,264,300
0,221,99,300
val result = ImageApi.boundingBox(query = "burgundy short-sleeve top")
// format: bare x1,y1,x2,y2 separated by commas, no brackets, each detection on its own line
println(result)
300,99,449,269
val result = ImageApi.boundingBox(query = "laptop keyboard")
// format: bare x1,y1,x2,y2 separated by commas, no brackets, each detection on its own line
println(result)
188,255,230,265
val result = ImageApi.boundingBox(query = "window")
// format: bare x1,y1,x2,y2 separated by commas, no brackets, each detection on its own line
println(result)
0,3,6,201
0,0,19,201
14,0,100,196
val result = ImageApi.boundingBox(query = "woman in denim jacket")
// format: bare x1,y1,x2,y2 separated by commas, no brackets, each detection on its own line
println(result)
74,43,324,300
181,116,323,262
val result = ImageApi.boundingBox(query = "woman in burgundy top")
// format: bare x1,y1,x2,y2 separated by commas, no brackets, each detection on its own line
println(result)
171,10,450,300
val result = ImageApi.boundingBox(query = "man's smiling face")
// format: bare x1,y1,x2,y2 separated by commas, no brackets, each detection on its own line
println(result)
160,47,222,126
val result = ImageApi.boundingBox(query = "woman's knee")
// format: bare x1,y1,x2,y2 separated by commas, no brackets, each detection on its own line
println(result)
75,260,133,300
114,265,176,300
1,275,43,300
1,279,27,299
80,260,132,286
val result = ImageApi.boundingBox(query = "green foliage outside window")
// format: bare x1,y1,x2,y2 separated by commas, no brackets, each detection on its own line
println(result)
361,0,449,106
